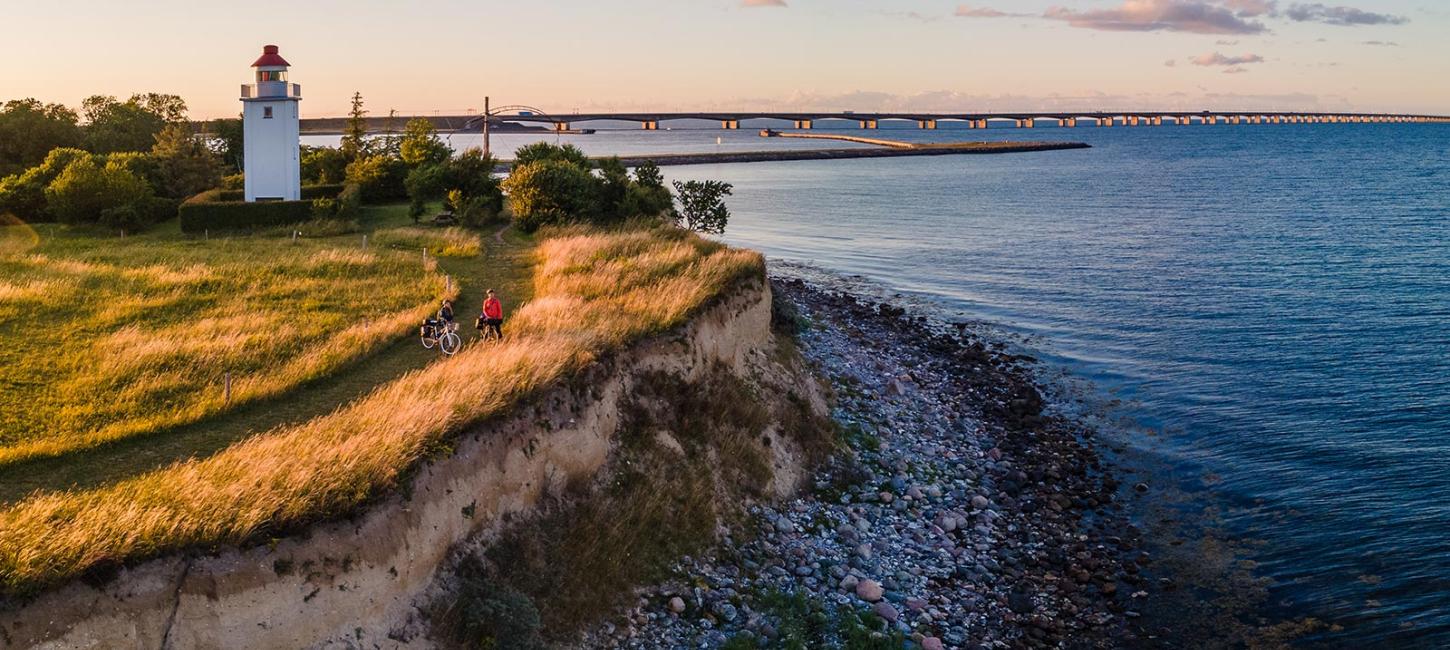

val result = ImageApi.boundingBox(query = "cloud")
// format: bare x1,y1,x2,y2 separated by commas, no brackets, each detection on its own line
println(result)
741,0,786,7
1215,39,1241,45
1361,40,1399,46
1043,0,1270,34
955,5,1015,17
1220,0,1277,16
1164,59,1178,66
1223,66,1251,74
1190,51,1267,65
1284,3,1407,25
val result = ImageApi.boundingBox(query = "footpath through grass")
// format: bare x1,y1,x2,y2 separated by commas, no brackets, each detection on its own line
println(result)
0,204,534,503
0,222,761,596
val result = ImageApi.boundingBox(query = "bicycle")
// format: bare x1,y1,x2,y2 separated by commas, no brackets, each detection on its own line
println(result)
420,319,463,356
475,315,503,343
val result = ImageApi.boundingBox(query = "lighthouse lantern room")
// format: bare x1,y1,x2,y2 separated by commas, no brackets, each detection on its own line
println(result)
240,45,302,202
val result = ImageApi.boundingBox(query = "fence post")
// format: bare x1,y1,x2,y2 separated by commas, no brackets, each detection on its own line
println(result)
224,372,232,405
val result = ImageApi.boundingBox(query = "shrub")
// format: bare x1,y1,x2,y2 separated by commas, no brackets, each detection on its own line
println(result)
221,173,244,190
512,142,591,169
405,163,448,218
671,180,733,234
447,557,546,650
178,192,314,234
311,197,338,219
44,157,153,227
149,123,222,199
345,154,409,203
301,146,348,184
0,148,95,222
501,159,599,232
336,183,362,219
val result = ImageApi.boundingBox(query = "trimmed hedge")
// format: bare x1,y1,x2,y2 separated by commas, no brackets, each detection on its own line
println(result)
215,184,345,203
179,184,353,234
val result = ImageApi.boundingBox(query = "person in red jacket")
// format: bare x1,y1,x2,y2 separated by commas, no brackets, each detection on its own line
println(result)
479,288,504,340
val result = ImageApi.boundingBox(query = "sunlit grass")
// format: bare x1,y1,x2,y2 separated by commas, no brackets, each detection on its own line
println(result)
0,225,762,595
0,228,450,465
372,227,483,258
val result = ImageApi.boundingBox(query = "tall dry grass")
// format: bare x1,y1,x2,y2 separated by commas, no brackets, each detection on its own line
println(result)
371,227,483,258
0,226,762,595
0,236,449,465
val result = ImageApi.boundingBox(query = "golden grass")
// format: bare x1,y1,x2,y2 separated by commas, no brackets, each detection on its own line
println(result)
372,227,483,258
0,232,451,465
0,226,762,595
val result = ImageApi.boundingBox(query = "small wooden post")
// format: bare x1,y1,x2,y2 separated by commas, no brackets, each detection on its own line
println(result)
224,372,232,405
362,234,368,249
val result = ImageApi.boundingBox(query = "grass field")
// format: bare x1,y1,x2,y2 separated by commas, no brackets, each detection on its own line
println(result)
0,223,762,595
0,221,453,467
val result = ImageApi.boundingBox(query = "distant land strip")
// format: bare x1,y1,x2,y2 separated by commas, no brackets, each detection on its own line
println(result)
494,141,1091,171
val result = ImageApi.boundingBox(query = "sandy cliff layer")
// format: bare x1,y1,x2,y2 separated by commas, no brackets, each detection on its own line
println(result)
1,280,824,649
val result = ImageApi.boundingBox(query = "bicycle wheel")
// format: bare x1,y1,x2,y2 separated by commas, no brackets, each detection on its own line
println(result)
421,331,437,349
440,331,462,356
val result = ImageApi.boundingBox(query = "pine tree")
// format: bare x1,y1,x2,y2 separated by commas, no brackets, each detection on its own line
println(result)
340,92,369,162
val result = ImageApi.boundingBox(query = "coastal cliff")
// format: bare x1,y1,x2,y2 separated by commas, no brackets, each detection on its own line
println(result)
0,280,833,649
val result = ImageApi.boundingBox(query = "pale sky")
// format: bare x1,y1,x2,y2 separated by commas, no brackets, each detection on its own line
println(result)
1,0,1445,119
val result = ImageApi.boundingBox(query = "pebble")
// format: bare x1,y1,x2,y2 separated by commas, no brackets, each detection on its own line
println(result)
571,280,1141,649
855,579,885,602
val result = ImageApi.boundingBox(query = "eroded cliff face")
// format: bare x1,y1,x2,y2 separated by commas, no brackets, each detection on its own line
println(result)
1,280,830,650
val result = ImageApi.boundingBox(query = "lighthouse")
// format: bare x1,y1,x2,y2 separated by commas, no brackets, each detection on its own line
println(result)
240,45,302,202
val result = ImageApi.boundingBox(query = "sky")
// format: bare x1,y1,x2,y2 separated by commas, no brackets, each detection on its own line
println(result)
1,0,1445,120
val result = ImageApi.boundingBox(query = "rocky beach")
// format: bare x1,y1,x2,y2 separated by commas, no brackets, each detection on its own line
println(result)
577,276,1152,649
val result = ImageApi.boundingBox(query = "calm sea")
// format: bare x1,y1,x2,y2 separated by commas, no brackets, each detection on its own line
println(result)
320,122,1450,644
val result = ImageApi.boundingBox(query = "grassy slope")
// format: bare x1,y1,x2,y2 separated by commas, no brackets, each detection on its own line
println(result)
0,218,449,466
0,205,533,502
0,225,762,595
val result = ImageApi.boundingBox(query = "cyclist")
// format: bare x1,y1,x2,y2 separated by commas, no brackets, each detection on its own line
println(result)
439,299,456,325
480,289,503,340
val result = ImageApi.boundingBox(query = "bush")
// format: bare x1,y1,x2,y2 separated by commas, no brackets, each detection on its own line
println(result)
221,173,245,190
0,148,95,222
501,159,599,232
300,146,348,184
447,557,546,650
513,142,591,169
336,183,362,219
44,157,153,227
671,179,733,234
345,154,408,203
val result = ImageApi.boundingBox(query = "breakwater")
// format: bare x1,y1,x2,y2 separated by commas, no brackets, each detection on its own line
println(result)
495,140,1089,171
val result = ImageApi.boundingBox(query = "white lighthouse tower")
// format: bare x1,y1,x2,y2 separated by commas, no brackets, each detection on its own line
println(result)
240,45,302,202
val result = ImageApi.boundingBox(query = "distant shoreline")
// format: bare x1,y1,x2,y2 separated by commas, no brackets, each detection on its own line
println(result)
492,141,1090,171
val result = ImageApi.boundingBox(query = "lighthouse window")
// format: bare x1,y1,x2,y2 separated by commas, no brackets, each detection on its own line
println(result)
256,70,287,82
263,106,273,119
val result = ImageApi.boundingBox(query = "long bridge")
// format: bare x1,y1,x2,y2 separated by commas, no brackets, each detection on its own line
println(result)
469,110,1448,131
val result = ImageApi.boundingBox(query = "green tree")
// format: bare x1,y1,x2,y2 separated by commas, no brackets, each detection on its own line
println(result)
340,92,370,162
670,180,732,234
207,117,244,173
445,148,502,202
0,148,95,221
44,157,153,228
404,162,448,218
399,118,451,167
301,146,348,184
345,154,409,202
500,159,599,232
149,124,222,198
512,142,591,169
594,157,630,223
81,94,187,154
0,99,83,176
620,161,673,219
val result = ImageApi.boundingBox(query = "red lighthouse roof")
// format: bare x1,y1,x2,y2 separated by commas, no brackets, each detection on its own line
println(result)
251,45,290,68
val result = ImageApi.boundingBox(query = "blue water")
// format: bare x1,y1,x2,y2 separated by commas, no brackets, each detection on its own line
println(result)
415,122,1450,644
